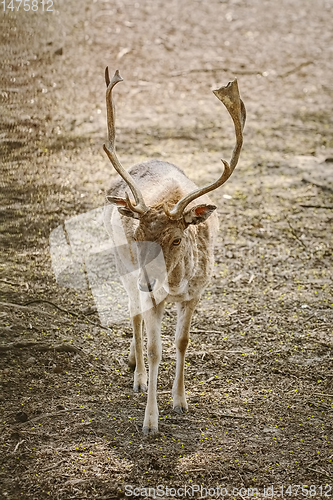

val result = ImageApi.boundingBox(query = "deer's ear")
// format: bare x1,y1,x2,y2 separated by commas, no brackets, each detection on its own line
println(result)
106,196,140,219
183,204,216,226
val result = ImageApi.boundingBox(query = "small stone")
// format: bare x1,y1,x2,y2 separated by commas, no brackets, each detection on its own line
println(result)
15,411,28,423
26,357,36,366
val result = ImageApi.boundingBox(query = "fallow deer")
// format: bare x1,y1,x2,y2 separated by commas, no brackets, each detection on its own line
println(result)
103,68,246,435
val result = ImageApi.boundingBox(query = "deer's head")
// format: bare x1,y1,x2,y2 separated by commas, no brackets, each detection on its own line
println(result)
104,68,246,294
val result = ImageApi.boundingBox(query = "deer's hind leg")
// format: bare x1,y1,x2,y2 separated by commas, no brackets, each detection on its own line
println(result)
128,312,147,393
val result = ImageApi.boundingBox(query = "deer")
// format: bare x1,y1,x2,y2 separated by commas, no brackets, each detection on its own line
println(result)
103,68,246,435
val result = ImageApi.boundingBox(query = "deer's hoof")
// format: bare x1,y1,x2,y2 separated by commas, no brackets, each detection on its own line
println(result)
174,405,187,414
173,403,187,413
133,382,147,393
143,426,158,436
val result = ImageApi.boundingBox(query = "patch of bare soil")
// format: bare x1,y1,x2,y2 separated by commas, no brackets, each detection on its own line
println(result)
1,0,332,498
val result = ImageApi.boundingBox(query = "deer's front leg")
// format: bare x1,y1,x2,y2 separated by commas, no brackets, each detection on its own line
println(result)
173,298,198,413
142,302,164,435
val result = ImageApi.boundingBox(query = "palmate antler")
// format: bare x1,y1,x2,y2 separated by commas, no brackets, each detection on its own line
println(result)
165,79,246,219
103,69,246,219
103,68,149,215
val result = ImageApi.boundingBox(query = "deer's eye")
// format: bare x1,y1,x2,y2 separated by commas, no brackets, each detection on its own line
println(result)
172,238,182,246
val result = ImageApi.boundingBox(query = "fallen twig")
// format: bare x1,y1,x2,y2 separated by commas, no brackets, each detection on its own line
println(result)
218,413,253,419
302,178,333,193
169,61,314,79
184,468,207,472
0,341,85,355
0,300,110,330
307,467,333,480
303,314,316,323
170,67,264,77
13,439,25,452
306,337,331,347
0,279,26,287
18,407,98,425
248,273,255,284
41,459,66,472
23,299,108,329
287,220,307,249
1,301,56,317
24,298,84,315
279,61,314,78
310,393,333,398
300,204,333,209
190,329,222,334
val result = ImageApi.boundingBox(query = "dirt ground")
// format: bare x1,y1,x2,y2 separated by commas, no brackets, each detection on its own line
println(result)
1,0,333,498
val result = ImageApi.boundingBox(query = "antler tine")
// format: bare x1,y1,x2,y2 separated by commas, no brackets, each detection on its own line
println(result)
213,79,246,171
103,67,149,215
166,79,246,220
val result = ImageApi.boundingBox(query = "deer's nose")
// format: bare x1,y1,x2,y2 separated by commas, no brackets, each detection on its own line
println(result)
138,279,156,293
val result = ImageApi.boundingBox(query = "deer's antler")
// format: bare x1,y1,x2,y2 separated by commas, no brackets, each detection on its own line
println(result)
165,79,246,220
103,68,149,215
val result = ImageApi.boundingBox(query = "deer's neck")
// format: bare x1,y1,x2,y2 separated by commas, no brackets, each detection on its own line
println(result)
165,222,216,297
